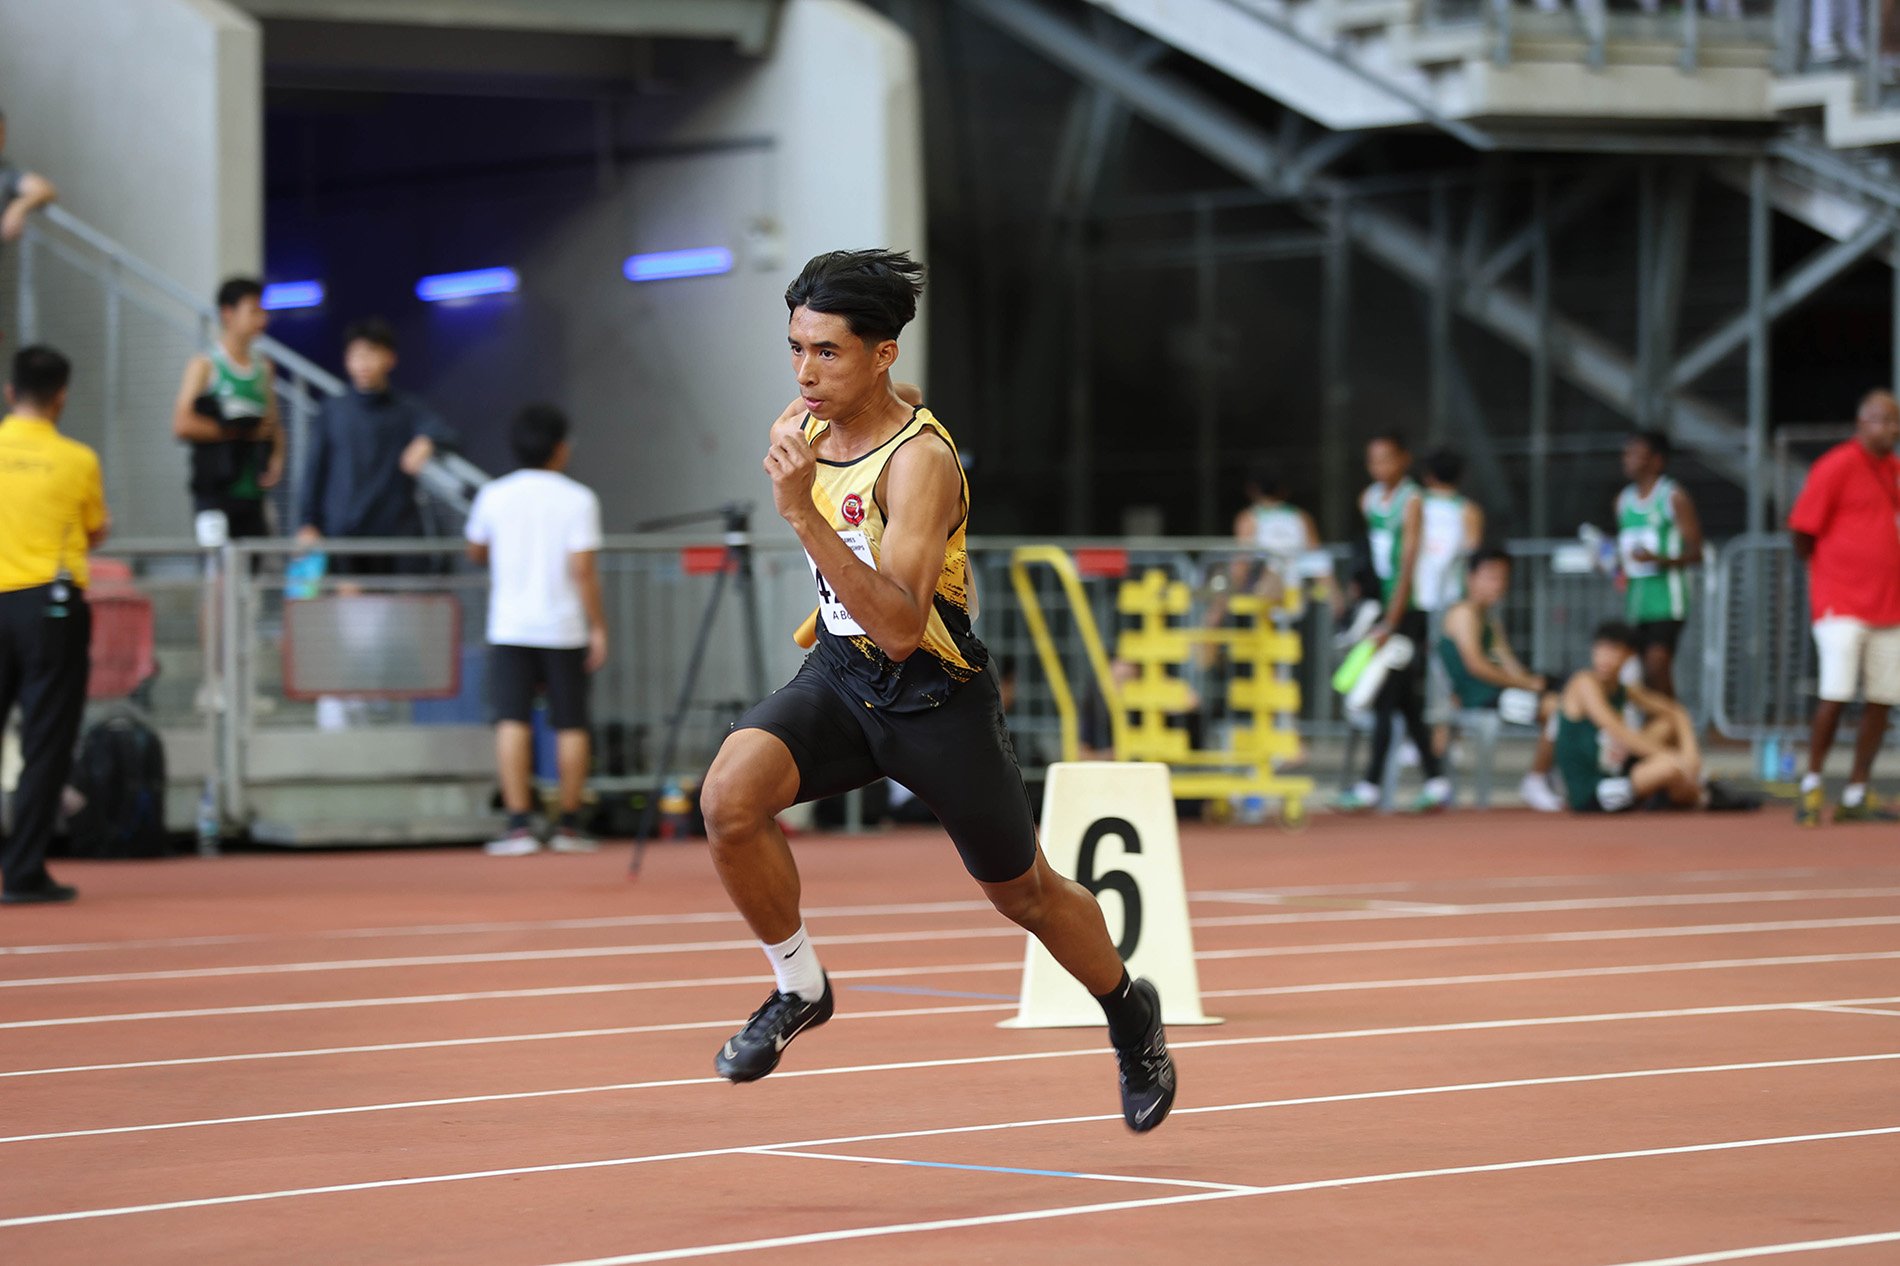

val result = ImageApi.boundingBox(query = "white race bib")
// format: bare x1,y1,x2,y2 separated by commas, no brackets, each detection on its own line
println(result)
1618,526,1660,578
807,529,877,636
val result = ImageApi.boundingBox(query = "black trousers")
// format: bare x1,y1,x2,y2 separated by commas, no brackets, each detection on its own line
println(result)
0,586,90,893
1366,608,1443,785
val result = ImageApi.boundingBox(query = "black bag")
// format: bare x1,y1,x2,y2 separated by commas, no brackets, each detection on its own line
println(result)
66,709,169,859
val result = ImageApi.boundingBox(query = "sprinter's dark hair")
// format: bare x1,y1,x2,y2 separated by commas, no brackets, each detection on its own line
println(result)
784,249,926,343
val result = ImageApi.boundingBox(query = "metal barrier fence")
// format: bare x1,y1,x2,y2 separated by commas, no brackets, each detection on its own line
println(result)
1709,532,1818,742
59,532,1767,842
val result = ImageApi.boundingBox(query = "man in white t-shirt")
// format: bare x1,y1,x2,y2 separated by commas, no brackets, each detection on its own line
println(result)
465,405,606,855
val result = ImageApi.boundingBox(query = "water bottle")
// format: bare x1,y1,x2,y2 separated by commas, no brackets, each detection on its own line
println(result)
658,777,690,840
195,782,221,858
286,551,327,601
1760,736,1780,783
1780,743,1798,783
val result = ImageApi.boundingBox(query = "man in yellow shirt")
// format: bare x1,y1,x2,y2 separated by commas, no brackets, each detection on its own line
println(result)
0,345,109,905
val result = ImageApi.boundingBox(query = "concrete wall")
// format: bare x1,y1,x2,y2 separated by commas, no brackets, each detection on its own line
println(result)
0,0,263,537
533,0,926,532
0,0,260,287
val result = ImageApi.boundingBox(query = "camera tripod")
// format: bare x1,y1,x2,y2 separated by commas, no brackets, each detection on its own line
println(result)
629,502,769,877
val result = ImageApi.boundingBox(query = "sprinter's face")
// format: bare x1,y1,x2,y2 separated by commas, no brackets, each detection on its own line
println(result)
787,306,896,422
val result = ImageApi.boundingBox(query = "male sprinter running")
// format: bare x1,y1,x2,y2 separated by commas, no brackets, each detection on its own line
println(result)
700,249,1175,1132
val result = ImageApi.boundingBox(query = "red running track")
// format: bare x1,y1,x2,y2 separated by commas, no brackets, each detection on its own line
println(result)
1,811,1898,1265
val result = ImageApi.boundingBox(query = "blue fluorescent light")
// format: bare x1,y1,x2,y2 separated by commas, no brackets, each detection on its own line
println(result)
623,247,733,283
261,280,324,311
415,267,518,302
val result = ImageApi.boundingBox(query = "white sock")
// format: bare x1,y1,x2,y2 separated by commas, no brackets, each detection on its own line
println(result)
1800,772,1823,795
762,923,826,1002
1842,783,1867,808
1352,780,1380,801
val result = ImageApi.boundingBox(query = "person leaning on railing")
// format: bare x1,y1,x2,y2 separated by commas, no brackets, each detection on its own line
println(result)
295,317,456,576
0,346,110,906
0,109,57,248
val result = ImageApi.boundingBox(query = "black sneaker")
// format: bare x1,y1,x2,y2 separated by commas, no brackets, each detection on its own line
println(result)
1114,977,1176,1133
1,881,77,906
714,974,834,1083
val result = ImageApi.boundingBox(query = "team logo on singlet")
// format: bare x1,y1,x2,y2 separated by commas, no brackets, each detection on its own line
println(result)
841,493,866,526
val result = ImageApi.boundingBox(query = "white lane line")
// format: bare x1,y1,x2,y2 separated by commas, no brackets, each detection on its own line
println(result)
745,1147,1255,1193
9,945,1898,1036
1194,887,1900,928
0,960,1024,1032
1198,951,1900,1000
0,1004,1013,1080
1194,916,1900,961
1598,1231,1900,1265
1186,867,1855,905
4,999,1895,1148
3,872,1889,961
536,1128,1900,1266
9,1118,1888,1241
9,921,1897,1073
0,927,1029,991
13,903,1900,995
6,988,1899,1085
1797,1004,1900,1019
0,900,1000,958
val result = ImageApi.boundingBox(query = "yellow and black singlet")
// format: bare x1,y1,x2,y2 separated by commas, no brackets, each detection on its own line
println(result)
797,406,986,712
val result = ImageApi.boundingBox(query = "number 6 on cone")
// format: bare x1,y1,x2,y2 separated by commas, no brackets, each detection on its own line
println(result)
1001,762,1221,1029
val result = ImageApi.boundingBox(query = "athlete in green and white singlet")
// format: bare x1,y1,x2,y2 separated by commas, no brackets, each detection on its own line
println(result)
1361,475,1420,609
172,278,282,539
1613,431,1704,698
1616,475,1686,623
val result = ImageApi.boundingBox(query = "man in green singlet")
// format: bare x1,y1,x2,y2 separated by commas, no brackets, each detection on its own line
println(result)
170,277,282,539
1615,431,1703,697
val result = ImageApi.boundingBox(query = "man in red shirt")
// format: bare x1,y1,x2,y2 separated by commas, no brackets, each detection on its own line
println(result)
1788,389,1900,825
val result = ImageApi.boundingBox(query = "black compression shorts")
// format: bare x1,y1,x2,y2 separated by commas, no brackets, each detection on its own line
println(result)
735,657,1038,884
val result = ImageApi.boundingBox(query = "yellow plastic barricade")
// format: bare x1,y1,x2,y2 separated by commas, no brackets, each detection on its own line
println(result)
1010,548,1314,828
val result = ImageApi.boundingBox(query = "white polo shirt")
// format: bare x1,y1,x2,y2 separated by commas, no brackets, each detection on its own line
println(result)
465,469,603,649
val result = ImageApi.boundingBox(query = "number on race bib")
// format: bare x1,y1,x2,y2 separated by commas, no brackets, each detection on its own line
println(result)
806,529,879,636
1077,816,1143,959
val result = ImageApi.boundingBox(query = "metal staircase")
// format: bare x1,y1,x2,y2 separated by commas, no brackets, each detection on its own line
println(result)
960,0,1900,531
7,203,489,538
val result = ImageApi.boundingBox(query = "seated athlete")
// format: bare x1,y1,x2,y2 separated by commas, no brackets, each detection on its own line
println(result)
1436,548,1565,811
1553,622,1704,813
697,249,1176,1133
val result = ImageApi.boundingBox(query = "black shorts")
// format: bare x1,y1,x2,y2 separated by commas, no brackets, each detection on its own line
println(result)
735,657,1038,884
490,644,590,731
193,499,271,541
1635,619,1685,655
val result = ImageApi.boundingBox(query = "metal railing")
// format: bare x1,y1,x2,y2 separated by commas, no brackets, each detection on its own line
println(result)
67,531,1778,842
5,204,485,540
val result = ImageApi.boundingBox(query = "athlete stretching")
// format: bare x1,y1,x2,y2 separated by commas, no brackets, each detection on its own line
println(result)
701,249,1176,1132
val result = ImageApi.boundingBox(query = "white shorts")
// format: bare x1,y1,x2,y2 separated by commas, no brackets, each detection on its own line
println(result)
1813,616,1900,706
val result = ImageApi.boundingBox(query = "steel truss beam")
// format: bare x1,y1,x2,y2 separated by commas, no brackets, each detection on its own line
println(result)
962,0,1757,485
1669,217,1894,391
